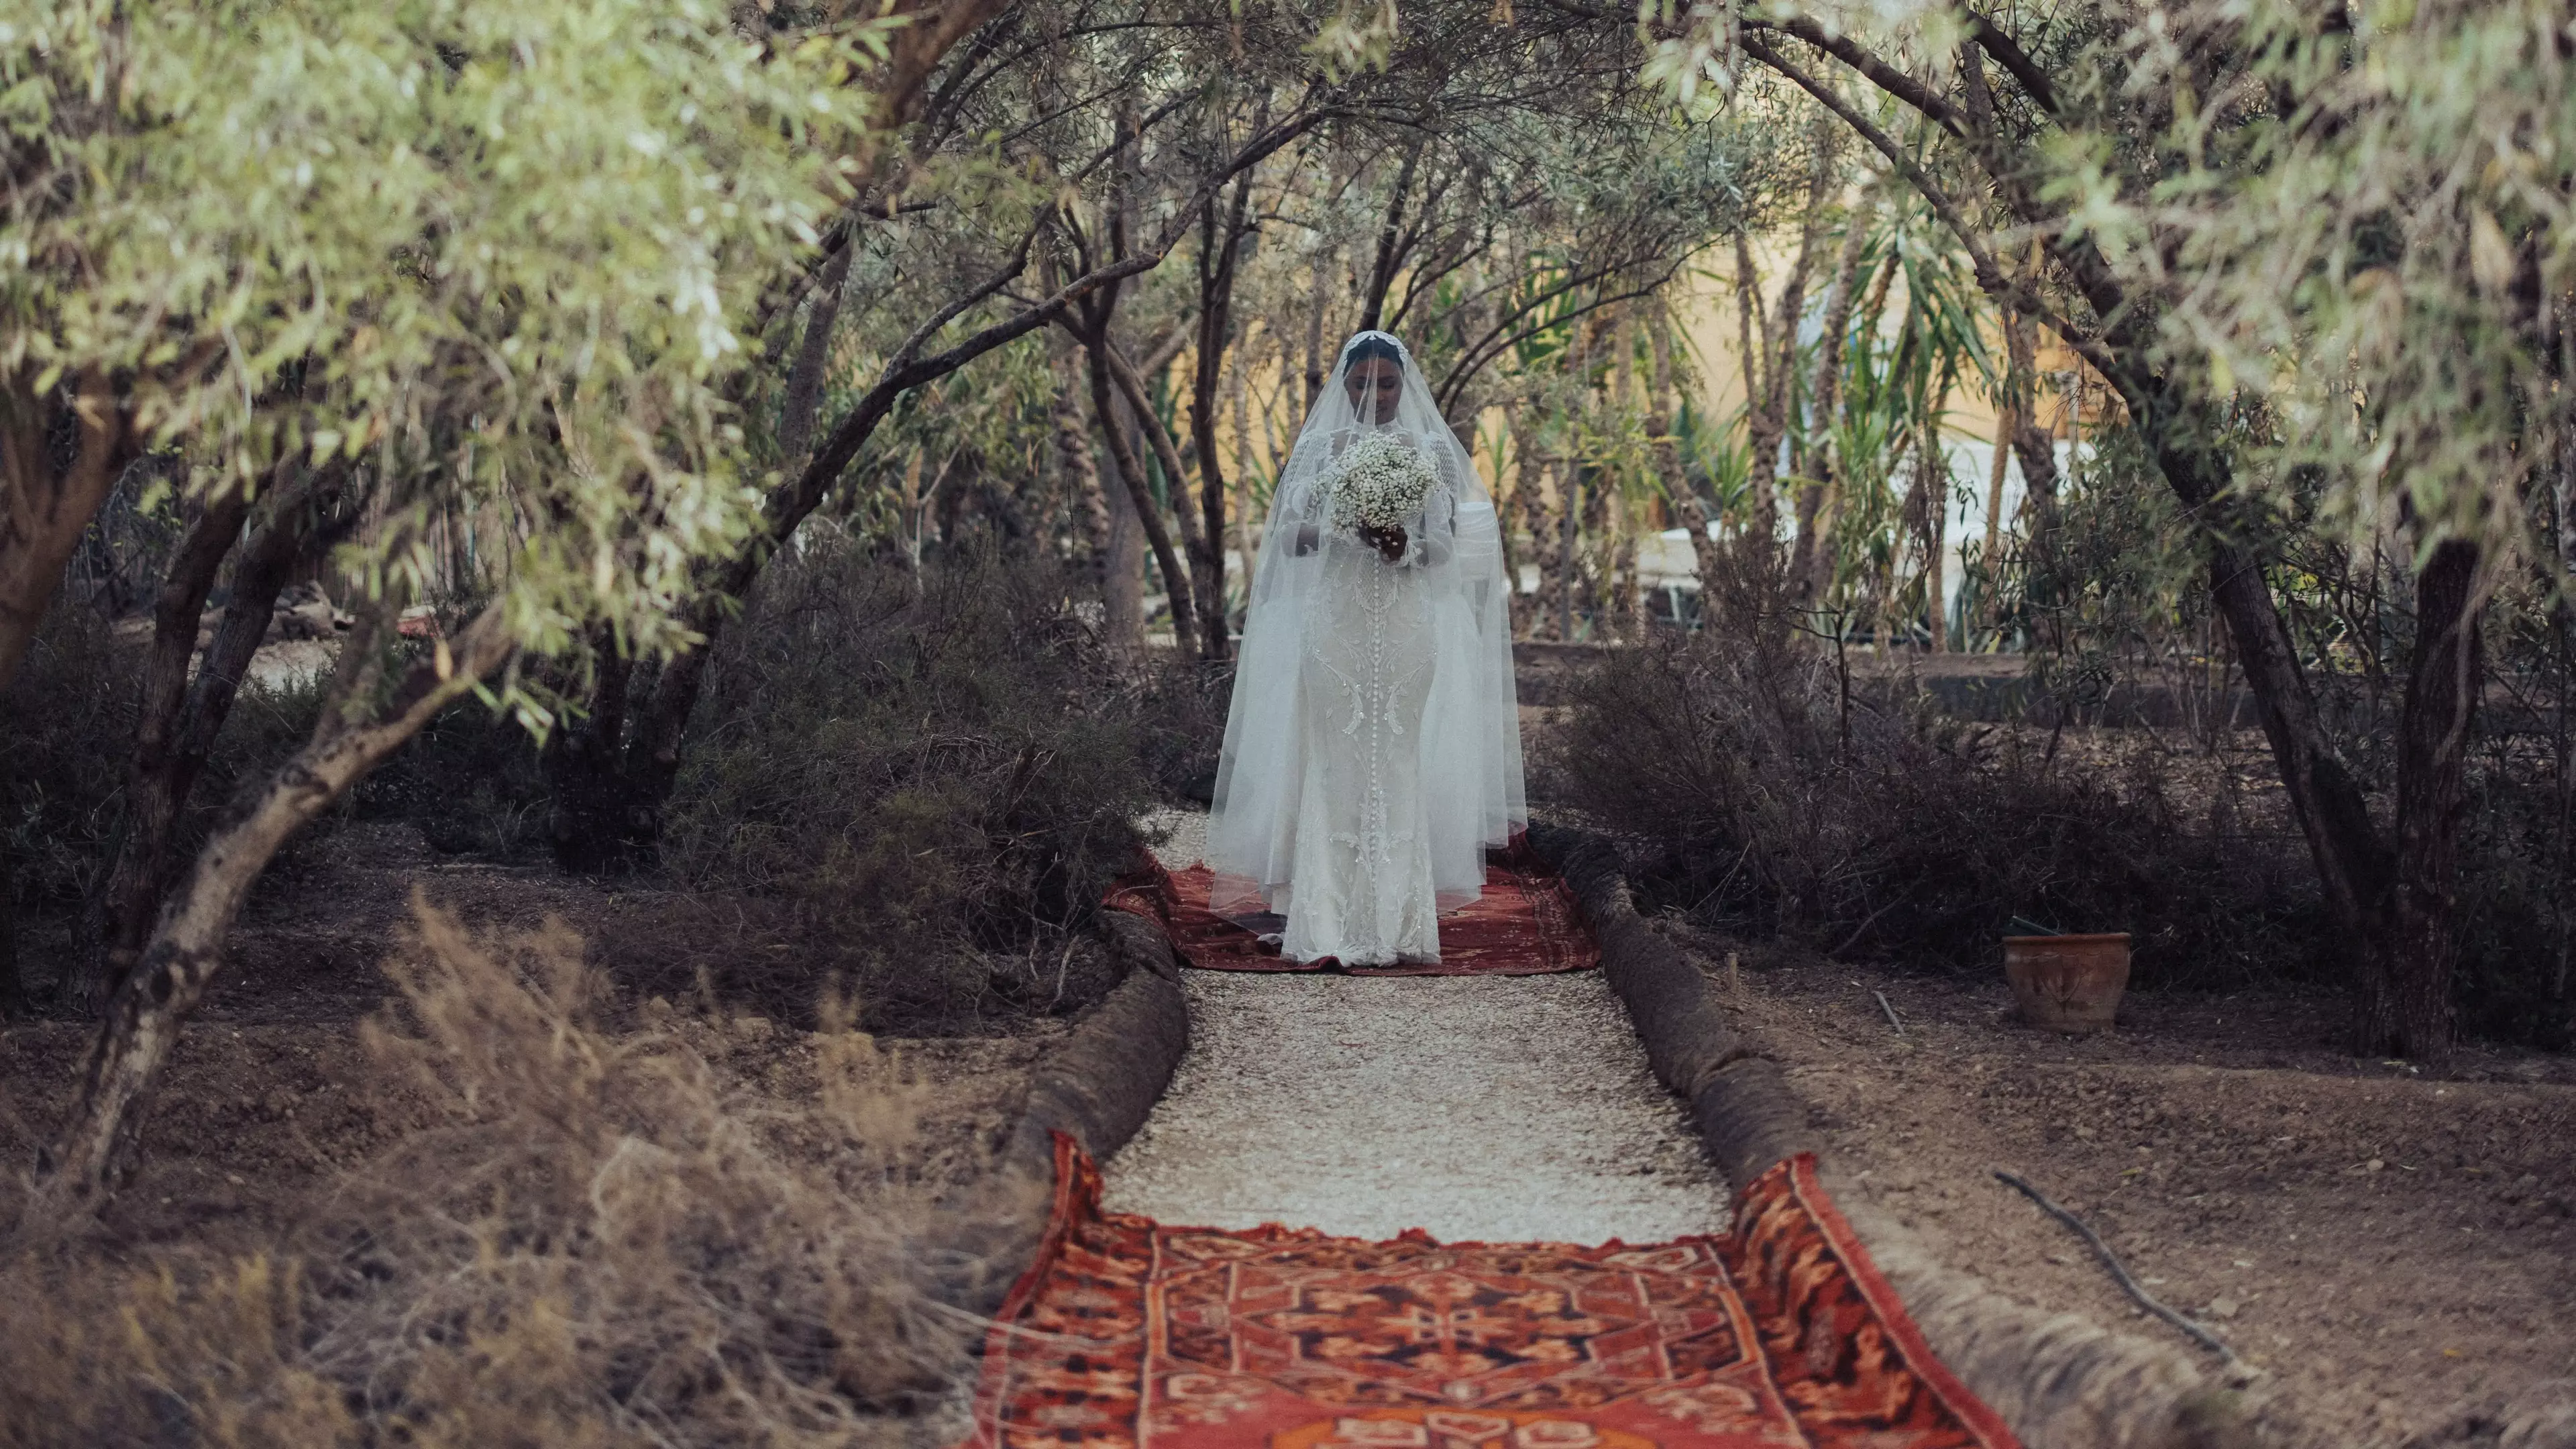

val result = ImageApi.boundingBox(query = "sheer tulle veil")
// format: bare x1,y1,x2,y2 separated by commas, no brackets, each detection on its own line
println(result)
1205,329,1526,916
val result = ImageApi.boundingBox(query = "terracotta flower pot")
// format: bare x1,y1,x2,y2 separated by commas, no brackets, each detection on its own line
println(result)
2003,932,2132,1033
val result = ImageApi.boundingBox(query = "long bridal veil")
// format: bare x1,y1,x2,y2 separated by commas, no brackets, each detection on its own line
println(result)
1205,330,1526,918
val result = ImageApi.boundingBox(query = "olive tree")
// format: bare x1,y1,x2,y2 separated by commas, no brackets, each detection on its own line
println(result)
539,0,1750,854
1642,0,2573,1057
3,0,904,1206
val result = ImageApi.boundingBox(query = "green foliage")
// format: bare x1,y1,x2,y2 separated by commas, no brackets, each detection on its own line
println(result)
2011,428,2208,712
347,697,553,858
2052,0,2575,556
5,0,890,676
830,339,1058,559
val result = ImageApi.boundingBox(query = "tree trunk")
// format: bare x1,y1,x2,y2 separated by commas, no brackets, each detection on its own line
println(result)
1103,425,1148,653
1889,435,1929,647
83,488,256,1006
609,360,930,842
1099,340,1215,661
1529,461,1568,641
76,472,349,1013
1356,145,1421,337
1084,337,1199,662
1646,301,1684,493
2552,374,2576,1018
1190,182,1254,661
2166,431,2396,1004
1980,399,2013,638
2356,538,2485,1061
541,247,853,875
2000,308,2061,529
1923,440,1949,652
2060,288,2437,1065
543,630,653,874
1228,342,1260,572
1739,148,1837,548
0,367,129,692
1732,232,1778,536
548,105,1322,857
1787,218,1875,608
1053,337,1114,596
777,244,855,472
1645,302,1726,612
1303,260,1331,409
35,602,515,1209
1578,468,1619,639
1503,409,1540,638
1556,470,1580,641
1798,31,2477,1058
1609,490,1640,643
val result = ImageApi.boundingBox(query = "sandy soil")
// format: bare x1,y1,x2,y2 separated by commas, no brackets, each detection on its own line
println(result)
1664,919,2576,1448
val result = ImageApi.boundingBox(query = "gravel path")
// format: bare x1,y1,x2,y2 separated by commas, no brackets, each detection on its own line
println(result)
1102,813,1724,1244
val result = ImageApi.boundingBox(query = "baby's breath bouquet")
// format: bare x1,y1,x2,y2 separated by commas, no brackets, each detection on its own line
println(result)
1324,433,1438,538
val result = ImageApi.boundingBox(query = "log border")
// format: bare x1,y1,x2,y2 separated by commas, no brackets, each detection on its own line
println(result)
1002,909,1191,1172
1524,823,2278,1449
926,908,1190,1320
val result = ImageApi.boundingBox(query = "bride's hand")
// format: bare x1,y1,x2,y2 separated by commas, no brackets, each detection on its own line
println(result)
1358,523,1408,563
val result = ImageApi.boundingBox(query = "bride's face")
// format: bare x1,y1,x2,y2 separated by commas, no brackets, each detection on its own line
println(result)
1344,358,1403,425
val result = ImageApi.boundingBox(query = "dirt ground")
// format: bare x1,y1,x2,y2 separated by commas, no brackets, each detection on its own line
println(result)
0,821,1061,1253
9,807,2571,1447
1660,918,2576,1448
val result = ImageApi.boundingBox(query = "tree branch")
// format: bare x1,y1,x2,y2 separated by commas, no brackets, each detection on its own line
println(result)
36,598,517,1207
1435,252,1702,419
1102,337,1208,561
1744,17,1968,136
1963,9,2061,116
1741,35,2136,411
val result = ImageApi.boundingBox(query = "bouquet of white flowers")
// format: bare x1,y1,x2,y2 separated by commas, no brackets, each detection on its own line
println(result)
1323,432,1438,539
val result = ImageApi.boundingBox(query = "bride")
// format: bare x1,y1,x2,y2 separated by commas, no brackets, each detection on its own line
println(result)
1205,331,1525,966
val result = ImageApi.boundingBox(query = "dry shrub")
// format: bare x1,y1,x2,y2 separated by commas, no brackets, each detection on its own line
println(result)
0,900,1012,1447
1,602,328,995
0,605,143,916
658,540,1154,1030
345,696,553,859
1131,658,1234,805
1544,628,2335,989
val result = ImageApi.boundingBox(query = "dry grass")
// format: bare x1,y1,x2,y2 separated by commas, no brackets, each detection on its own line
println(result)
0,900,1022,1448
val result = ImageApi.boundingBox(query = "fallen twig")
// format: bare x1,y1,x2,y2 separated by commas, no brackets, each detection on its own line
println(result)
1873,989,1903,1036
1992,1168,2239,1365
1829,885,1915,958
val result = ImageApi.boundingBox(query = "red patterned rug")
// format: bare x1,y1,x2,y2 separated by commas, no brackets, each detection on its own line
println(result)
1104,854,1598,976
961,1137,2019,1449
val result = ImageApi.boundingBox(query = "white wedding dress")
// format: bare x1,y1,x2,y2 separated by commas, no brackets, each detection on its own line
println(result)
1208,332,1525,966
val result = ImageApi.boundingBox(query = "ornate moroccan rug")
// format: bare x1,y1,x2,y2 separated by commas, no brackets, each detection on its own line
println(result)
961,1136,2021,1449
1104,853,1599,976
